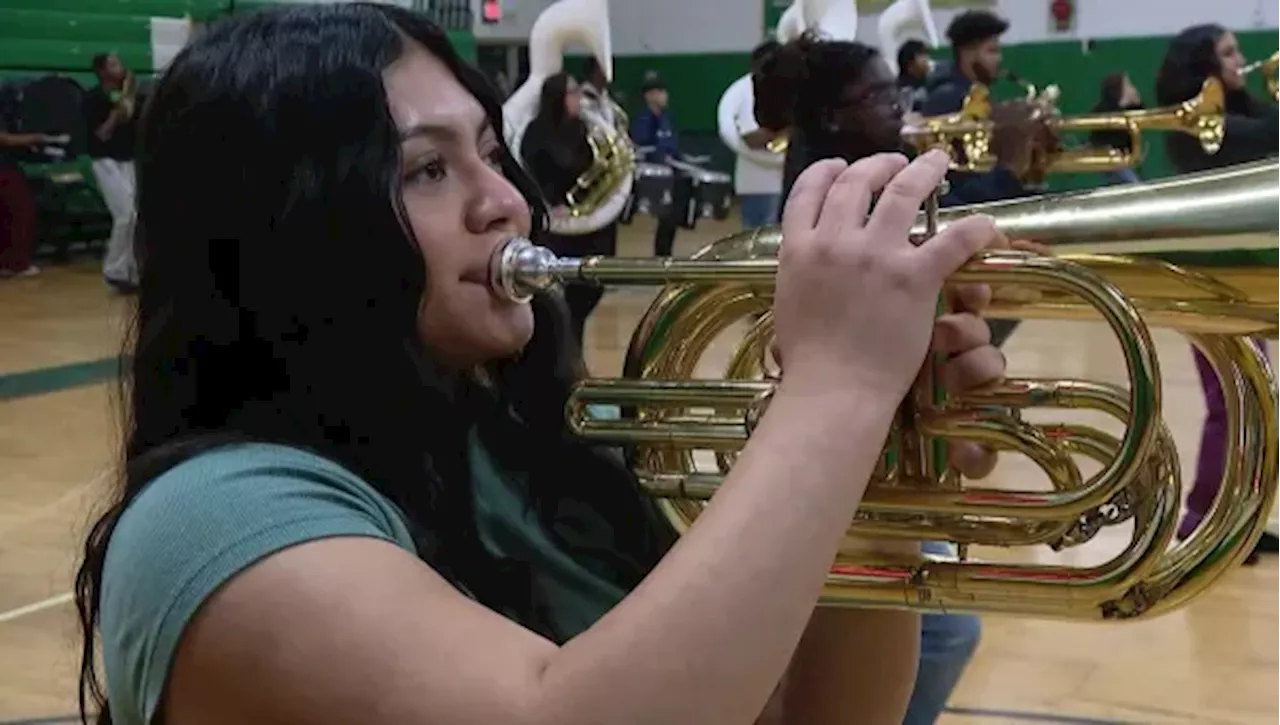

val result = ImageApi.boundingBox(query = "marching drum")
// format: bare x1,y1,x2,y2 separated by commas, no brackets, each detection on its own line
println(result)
621,161,676,224
668,157,733,230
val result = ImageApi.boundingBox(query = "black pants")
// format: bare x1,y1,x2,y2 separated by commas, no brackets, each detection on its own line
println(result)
654,174,695,257
543,224,617,347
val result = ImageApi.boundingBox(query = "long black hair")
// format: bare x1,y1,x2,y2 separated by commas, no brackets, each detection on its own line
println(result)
1155,23,1271,171
74,5,676,722
752,33,884,213
753,32,881,139
521,71,593,200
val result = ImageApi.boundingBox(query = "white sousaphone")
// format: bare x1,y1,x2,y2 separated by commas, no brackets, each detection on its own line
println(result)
502,0,635,236
755,0,858,155
877,0,941,76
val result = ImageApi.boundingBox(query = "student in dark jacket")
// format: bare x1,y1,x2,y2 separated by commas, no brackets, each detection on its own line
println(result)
920,10,1058,347
896,39,933,114
923,11,1029,205
1088,72,1145,185
519,72,615,349
629,73,688,257
1155,23,1278,563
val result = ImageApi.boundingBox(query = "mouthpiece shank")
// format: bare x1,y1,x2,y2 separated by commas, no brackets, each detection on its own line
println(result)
489,237,585,303
488,236,777,303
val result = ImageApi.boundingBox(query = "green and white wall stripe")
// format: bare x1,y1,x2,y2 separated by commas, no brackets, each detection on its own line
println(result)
526,0,1275,188
0,0,475,80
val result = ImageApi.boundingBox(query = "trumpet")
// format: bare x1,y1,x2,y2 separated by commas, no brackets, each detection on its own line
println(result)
490,159,1279,621
913,76,1228,175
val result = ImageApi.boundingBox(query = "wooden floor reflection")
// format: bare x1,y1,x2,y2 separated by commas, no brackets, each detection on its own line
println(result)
0,215,1275,724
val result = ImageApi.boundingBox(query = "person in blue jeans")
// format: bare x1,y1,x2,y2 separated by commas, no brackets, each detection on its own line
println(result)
905,541,984,723
718,40,785,230
751,34,1049,723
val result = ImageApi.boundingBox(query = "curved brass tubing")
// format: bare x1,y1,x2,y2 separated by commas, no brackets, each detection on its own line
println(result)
489,160,1279,621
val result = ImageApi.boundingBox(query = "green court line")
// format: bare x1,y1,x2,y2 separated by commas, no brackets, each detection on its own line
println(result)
0,357,122,403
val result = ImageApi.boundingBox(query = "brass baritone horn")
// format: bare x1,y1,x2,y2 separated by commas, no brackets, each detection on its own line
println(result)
490,160,1279,621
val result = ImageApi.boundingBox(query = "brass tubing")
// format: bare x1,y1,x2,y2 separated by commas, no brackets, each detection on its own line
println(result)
485,161,1279,620
538,250,1161,523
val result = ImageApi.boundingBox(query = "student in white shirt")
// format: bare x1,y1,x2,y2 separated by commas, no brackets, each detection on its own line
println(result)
718,41,786,229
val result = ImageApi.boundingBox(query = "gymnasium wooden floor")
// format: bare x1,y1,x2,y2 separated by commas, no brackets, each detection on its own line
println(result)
1,215,1276,725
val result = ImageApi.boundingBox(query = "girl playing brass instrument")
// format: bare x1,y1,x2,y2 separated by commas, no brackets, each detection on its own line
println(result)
74,5,1009,725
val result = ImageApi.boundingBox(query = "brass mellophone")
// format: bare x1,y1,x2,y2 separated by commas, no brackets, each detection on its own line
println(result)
762,74,1225,176
906,75,1229,175
488,159,1279,621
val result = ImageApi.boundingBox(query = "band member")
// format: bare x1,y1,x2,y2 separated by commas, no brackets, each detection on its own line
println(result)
74,5,1009,725
579,56,618,127
630,73,688,256
1088,72,1144,185
755,33,1051,216
895,39,933,113
0,93,61,278
1155,23,1279,562
717,40,786,229
518,72,613,346
921,9,1050,347
753,32,1054,724
83,52,140,292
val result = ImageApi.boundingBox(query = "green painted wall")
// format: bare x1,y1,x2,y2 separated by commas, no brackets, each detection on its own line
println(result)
606,29,1277,190
0,0,475,74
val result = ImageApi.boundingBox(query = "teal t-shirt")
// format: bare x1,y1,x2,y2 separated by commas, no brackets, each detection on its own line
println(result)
98,434,630,725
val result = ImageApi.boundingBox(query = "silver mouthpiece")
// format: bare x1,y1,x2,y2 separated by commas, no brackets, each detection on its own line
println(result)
488,237,570,303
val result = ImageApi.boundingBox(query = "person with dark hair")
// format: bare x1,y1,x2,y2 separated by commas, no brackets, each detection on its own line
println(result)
518,71,612,347
717,39,786,229
73,5,1011,725
754,36,899,210
1155,22,1279,564
1088,71,1144,185
755,30,1048,211
83,51,140,292
579,56,617,126
752,33,1022,725
630,72,688,256
896,38,933,113
921,9,1054,347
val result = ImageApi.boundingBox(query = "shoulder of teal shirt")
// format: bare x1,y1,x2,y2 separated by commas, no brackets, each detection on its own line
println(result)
98,441,419,725
98,426,633,724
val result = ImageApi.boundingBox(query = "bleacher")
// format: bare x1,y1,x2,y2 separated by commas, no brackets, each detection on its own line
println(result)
0,0,219,260
0,0,475,262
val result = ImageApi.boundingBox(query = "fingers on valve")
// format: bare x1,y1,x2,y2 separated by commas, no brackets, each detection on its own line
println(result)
815,153,910,235
941,344,1005,394
931,313,991,354
945,283,993,315
919,213,1006,285
866,149,949,235
948,440,999,480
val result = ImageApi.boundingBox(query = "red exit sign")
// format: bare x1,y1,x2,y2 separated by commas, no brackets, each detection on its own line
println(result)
481,0,502,23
